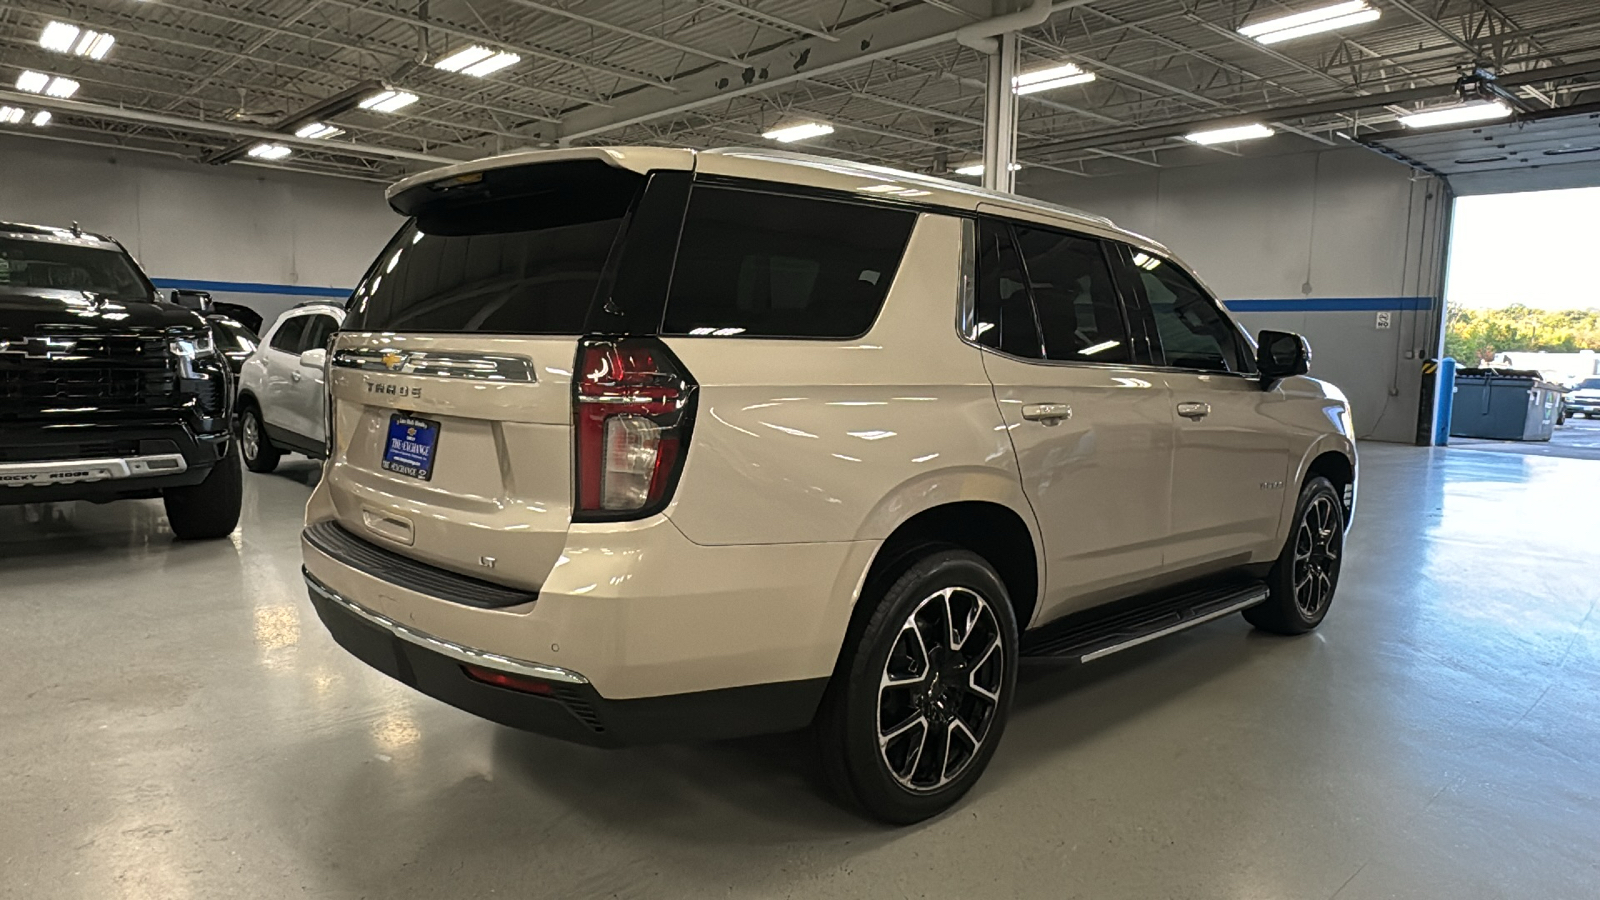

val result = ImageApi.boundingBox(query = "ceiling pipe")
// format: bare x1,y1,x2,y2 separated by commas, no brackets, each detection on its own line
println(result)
956,0,1053,54
0,89,458,165
201,79,387,166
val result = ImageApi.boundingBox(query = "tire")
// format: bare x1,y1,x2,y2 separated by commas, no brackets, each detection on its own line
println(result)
163,442,243,540
1245,476,1344,635
238,404,281,473
816,548,1018,824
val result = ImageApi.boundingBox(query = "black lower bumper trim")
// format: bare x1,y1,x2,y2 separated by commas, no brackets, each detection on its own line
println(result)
304,520,536,609
307,580,828,747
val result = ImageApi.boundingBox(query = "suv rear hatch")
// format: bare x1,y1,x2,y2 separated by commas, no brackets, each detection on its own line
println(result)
323,150,694,595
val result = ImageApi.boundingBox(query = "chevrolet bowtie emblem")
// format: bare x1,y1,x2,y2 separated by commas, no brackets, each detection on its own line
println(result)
0,336,78,359
381,351,405,370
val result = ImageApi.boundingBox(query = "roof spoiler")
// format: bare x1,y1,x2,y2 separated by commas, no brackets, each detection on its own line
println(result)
386,147,694,216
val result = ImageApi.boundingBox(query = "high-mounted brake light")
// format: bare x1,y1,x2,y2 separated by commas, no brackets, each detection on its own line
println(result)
573,337,696,520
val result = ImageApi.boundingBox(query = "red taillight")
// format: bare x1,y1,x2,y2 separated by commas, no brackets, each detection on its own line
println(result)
573,337,696,519
462,664,555,695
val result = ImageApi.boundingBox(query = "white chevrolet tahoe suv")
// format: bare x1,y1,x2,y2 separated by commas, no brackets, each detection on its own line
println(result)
236,302,344,472
303,147,1356,823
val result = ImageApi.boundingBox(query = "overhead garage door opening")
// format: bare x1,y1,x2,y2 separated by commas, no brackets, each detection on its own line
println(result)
1444,186,1600,457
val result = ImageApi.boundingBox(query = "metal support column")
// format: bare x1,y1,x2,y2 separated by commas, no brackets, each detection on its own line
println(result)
982,30,1019,193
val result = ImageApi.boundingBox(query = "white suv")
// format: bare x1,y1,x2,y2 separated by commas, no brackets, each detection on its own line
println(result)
237,302,344,472
302,148,1357,823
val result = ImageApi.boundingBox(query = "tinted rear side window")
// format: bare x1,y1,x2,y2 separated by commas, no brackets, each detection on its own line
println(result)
300,313,339,352
661,186,917,338
1013,226,1130,364
344,171,640,334
973,219,1043,358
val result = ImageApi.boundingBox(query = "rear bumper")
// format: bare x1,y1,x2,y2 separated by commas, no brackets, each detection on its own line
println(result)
306,570,827,746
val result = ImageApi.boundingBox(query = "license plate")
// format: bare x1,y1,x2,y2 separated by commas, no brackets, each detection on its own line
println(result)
381,414,440,481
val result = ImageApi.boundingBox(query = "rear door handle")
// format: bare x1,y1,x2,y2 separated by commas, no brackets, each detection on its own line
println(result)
1177,401,1211,420
1021,403,1072,425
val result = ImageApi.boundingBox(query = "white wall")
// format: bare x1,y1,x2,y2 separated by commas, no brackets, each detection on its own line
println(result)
1023,145,1450,443
0,134,400,327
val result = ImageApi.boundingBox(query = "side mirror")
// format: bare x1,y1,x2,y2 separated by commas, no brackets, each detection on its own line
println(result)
298,347,328,369
1257,330,1311,386
169,289,212,311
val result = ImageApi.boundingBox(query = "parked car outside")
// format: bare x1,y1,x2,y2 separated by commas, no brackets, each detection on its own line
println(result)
1566,377,1600,418
236,301,343,472
0,220,240,538
300,148,1357,823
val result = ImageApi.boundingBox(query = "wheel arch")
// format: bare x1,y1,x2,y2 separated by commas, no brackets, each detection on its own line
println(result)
1292,437,1357,532
853,500,1042,638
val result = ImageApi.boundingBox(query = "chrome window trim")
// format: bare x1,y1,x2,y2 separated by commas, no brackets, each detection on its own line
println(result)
304,569,589,685
330,347,536,382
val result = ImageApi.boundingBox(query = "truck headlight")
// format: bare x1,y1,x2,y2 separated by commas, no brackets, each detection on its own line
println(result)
170,331,216,378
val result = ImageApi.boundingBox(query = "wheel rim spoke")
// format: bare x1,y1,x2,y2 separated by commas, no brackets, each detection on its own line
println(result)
877,585,1005,794
1291,495,1341,617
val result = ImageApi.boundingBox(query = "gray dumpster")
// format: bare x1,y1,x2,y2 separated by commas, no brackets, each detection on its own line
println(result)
1449,369,1563,441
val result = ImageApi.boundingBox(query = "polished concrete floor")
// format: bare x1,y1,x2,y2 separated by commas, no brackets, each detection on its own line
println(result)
2,444,1597,899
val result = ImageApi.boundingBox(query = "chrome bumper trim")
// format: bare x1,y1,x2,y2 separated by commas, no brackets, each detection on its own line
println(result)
0,453,188,488
303,569,589,685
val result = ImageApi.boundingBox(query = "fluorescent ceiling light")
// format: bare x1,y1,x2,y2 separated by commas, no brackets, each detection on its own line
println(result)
43,76,80,99
1239,1,1379,44
952,162,1021,176
762,121,834,143
1130,252,1161,271
434,45,521,77
1080,340,1120,356
31,110,51,127
294,122,344,139
75,30,115,59
16,70,49,93
1013,63,1096,95
358,90,418,113
41,22,114,58
1398,100,1512,129
39,21,79,52
1185,122,1275,144
247,143,292,160
434,45,494,72
0,106,24,125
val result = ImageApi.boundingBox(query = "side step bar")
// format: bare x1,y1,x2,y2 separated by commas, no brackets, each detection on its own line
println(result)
1021,580,1269,663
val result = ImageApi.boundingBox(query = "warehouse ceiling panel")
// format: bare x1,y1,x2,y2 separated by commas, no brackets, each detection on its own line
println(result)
1,0,1597,182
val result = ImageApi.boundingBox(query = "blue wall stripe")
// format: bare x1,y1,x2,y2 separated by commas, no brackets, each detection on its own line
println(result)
1224,296,1434,313
151,277,350,299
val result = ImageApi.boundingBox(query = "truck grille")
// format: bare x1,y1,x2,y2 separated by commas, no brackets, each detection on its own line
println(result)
0,333,177,413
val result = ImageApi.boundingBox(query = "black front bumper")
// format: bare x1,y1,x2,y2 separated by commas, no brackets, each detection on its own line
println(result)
305,570,828,747
0,416,230,504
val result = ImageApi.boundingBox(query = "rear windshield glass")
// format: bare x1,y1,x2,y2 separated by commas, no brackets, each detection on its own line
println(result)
344,169,640,334
661,185,917,339
0,235,153,301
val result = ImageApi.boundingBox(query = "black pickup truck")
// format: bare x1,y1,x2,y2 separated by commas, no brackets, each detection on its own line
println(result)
0,221,240,538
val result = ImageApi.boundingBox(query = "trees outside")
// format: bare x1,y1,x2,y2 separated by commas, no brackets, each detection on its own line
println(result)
1444,304,1600,366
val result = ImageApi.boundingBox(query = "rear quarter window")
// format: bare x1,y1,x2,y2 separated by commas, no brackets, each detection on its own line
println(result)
661,185,918,339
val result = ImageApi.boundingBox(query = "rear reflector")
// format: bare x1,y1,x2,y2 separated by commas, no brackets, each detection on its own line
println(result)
462,664,555,695
573,337,696,520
